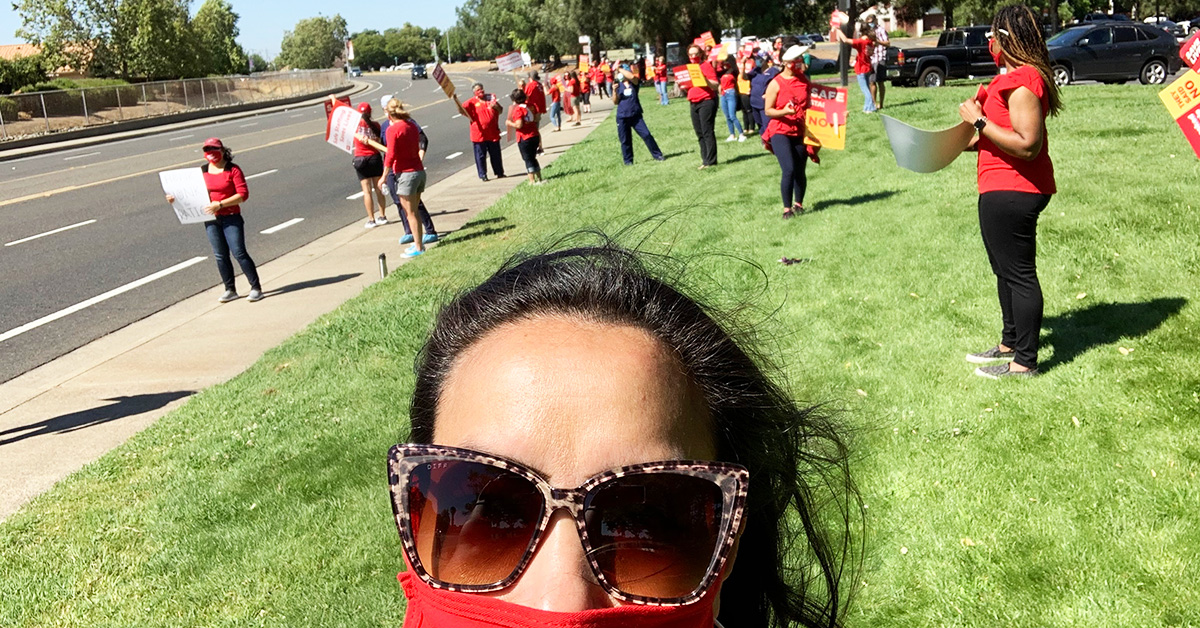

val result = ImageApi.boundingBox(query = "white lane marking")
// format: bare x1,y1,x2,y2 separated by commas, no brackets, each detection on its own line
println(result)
0,257,207,344
63,152,101,161
290,113,303,118
432,86,441,92
421,125,428,129
445,151,463,160
260,217,304,234
347,191,366,200
5,219,98,247
245,169,279,180
168,134,195,142
499,131,507,137
452,114,462,119
239,122,258,128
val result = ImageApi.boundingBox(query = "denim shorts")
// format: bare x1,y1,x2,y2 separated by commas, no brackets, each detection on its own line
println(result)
393,170,426,196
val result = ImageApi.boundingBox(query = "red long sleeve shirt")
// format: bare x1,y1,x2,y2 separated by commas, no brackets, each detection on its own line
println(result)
203,163,249,216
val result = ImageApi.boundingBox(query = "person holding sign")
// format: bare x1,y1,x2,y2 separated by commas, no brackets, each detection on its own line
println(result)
165,138,263,303
453,84,506,182
763,45,817,218
505,89,543,184
381,100,430,259
957,4,1061,379
612,62,665,165
653,58,670,105
351,101,390,229
832,28,878,113
548,75,563,132
685,44,720,169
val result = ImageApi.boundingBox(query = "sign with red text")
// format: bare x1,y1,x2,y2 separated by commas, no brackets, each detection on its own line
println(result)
1181,31,1200,72
431,63,455,98
1159,70,1200,159
805,85,849,150
326,104,359,154
579,55,590,72
496,51,524,73
324,96,352,142
1173,104,1200,158
699,31,717,48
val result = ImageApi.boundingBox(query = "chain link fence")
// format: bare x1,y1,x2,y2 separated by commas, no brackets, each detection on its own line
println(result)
0,69,346,142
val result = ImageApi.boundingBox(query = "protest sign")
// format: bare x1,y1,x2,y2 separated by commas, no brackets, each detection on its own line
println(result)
686,64,709,88
673,66,693,89
1181,31,1200,72
804,85,849,150
431,63,455,98
496,51,524,72
159,168,212,225
324,95,350,121
1158,69,1200,159
700,31,717,48
579,55,590,72
326,104,359,154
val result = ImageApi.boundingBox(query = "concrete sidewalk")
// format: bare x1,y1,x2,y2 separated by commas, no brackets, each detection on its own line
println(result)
0,101,614,521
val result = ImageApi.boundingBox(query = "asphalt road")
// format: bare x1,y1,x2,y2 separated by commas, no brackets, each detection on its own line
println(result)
0,69,527,384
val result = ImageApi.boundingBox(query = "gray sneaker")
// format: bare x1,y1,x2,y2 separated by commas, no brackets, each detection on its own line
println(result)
974,363,1038,379
966,346,1015,364
218,290,238,303
247,289,264,302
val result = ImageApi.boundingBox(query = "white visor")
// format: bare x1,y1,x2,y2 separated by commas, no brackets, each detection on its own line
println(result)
782,45,811,61
380,94,394,110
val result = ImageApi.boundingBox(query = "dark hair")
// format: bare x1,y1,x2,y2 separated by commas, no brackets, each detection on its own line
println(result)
993,3,1062,116
510,88,526,103
409,240,860,628
204,145,234,166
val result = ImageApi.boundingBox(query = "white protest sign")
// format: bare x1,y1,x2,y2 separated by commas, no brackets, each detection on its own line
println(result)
326,104,359,154
496,51,524,72
159,168,212,225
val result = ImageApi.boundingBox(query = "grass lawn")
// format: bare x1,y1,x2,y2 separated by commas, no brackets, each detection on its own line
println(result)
2,79,1199,627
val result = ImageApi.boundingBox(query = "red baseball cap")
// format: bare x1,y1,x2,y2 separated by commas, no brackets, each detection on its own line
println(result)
357,102,371,114
202,137,224,150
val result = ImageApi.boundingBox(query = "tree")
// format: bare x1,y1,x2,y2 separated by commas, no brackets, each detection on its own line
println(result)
0,54,49,93
277,14,349,69
121,0,199,79
349,29,388,69
193,0,247,75
14,0,125,76
247,52,271,73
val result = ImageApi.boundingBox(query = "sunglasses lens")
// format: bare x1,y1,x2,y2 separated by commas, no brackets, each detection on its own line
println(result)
406,460,544,586
584,473,725,599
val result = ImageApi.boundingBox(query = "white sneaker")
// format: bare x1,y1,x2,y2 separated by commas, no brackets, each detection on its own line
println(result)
376,216,389,225
738,134,747,142
364,220,377,229
725,135,736,142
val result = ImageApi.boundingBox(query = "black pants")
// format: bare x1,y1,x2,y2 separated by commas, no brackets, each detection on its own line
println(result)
978,191,1052,368
769,134,808,208
386,173,437,235
517,136,541,173
738,93,755,132
472,141,504,179
616,115,664,164
752,106,766,136
690,98,718,166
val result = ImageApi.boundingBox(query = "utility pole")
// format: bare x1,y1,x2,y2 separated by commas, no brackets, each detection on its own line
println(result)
838,0,851,87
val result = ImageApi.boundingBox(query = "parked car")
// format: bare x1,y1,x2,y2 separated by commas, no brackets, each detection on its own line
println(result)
1144,16,1187,40
1048,23,1182,85
399,62,415,71
804,33,826,43
882,25,996,87
412,64,427,79
807,54,838,74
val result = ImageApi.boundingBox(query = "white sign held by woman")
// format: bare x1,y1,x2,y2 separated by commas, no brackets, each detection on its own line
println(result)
159,168,212,224
326,104,359,154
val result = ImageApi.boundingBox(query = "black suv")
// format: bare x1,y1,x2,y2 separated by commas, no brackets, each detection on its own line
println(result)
1048,23,1182,85
883,26,997,87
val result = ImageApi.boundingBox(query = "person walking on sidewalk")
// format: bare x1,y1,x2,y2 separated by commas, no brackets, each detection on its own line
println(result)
380,100,430,259
763,45,818,219
612,63,665,165
718,59,747,143
506,89,543,184
350,101,390,229
165,138,263,303
375,95,439,246
566,71,583,126
453,84,506,181
547,75,564,131
685,44,719,169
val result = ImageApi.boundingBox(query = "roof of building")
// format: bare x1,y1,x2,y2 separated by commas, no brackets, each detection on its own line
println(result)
0,44,41,61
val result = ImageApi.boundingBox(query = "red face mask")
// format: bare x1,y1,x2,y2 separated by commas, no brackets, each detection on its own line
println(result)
397,570,719,628
204,151,221,164
988,39,1004,68
688,53,701,62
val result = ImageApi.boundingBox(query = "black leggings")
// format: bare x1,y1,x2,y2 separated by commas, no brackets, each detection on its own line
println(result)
978,191,1052,368
769,134,808,208
690,98,718,166
738,93,755,131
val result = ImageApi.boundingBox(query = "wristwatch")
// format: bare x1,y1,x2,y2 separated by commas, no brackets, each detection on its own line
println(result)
974,116,988,131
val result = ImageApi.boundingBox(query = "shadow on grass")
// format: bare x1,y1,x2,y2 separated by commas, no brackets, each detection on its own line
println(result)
810,190,899,213
721,152,771,165
429,208,469,218
265,273,361,298
877,98,928,110
457,216,507,230
1040,297,1187,372
543,167,586,180
439,224,516,246
0,391,193,446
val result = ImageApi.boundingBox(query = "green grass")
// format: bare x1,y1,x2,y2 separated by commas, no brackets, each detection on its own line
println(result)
2,82,1199,627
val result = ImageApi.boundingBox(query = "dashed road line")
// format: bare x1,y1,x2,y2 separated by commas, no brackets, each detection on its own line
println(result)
445,151,463,160
168,134,194,142
5,219,98,247
245,169,279,180
347,191,366,200
63,152,101,161
260,218,304,234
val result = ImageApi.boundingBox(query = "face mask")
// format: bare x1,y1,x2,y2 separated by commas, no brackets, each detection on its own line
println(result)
474,89,485,100
689,54,701,62
989,40,1004,68
204,152,221,164
789,61,805,74
397,570,718,628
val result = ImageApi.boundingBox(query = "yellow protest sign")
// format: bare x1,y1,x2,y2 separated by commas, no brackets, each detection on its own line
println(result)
686,64,708,88
1159,69,1200,120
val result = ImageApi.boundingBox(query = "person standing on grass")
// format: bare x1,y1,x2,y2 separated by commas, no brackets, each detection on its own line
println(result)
685,44,720,169
350,101,389,229
453,84,506,182
506,89,543,184
612,62,665,165
165,138,262,303
547,75,564,131
718,58,747,142
380,99,429,259
653,57,670,105
959,4,1061,379
763,45,818,219
737,56,757,134
749,49,782,136
865,14,889,110
374,95,438,246
833,28,878,113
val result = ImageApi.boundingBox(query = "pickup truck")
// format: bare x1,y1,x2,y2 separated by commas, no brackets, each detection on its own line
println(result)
883,25,998,87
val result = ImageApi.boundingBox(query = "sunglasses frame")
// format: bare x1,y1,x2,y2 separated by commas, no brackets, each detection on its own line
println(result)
387,443,749,606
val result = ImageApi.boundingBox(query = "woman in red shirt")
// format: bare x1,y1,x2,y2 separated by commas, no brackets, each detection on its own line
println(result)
566,71,582,126
350,101,389,228
380,100,430,258
505,89,543,184
685,44,719,169
718,59,745,142
165,138,262,302
653,58,669,105
762,44,816,218
548,75,563,131
834,28,878,113
958,4,1061,378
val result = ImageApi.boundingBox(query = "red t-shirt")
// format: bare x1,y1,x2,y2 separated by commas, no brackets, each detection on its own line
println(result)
851,39,874,75
977,65,1055,195
203,163,249,216
523,81,547,114
566,78,578,98
763,74,811,140
463,95,502,142
509,103,538,141
686,62,718,103
353,119,381,157
719,73,736,93
654,63,667,81
549,80,561,102
383,119,424,173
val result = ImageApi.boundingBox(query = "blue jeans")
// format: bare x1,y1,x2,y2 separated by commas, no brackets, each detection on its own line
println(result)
385,172,437,235
655,81,669,105
204,214,260,292
549,101,563,128
720,89,743,136
472,141,504,179
616,116,664,164
857,73,876,112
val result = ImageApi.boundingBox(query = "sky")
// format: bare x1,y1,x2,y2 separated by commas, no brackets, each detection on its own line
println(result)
0,1,465,59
